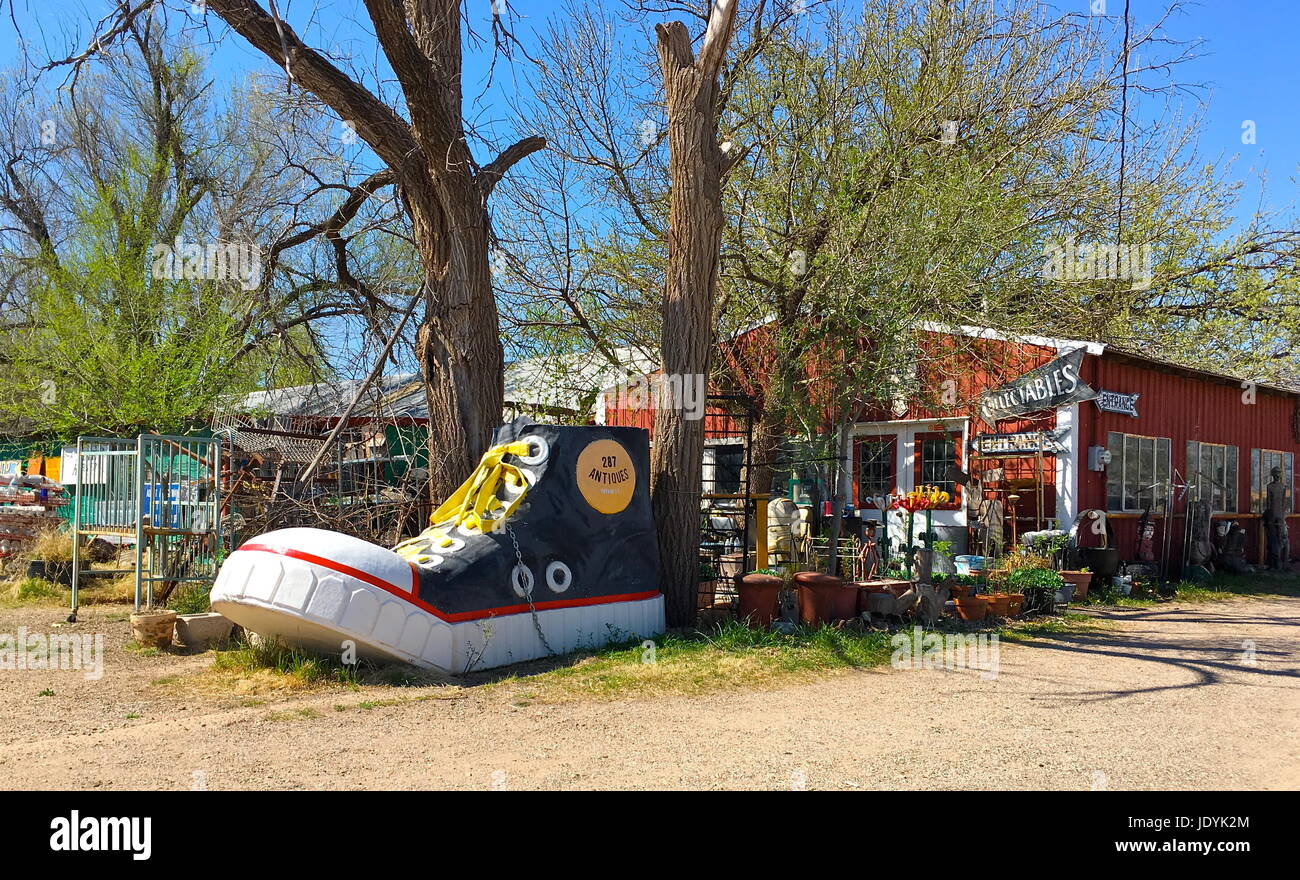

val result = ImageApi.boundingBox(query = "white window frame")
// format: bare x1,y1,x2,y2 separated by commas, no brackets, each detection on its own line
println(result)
1186,440,1239,514
1106,431,1171,514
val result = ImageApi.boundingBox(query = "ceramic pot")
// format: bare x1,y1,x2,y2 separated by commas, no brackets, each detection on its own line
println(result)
951,596,988,622
735,573,783,628
130,609,177,649
1059,570,1092,599
984,593,1011,617
794,572,842,626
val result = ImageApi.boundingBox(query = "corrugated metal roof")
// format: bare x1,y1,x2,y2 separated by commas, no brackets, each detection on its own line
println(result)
221,349,653,422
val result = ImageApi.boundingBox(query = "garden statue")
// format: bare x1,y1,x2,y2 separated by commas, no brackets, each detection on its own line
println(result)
1264,466,1290,570
1187,500,1214,567
1218,522,1250,574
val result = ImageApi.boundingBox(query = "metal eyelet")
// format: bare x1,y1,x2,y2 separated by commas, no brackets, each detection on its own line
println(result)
436,535,466,553
545,560,572,593
518,435,549,466
511,563,535,598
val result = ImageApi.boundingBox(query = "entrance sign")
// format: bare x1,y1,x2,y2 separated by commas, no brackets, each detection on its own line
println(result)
970,427,1070,457
1094,390,1140,418
978,347,1096,421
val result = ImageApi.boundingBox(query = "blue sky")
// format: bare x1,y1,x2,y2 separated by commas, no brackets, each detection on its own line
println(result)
4,0,1296,216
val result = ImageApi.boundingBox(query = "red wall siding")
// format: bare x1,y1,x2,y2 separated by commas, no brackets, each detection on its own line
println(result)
1077,352,1300,566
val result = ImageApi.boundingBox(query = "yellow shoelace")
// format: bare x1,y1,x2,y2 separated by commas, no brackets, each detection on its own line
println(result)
394,440,535,564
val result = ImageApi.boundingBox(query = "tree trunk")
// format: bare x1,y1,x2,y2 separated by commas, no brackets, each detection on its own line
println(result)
749,405,784,500
410,197,504,499
651,2,738,628
205,0,542,502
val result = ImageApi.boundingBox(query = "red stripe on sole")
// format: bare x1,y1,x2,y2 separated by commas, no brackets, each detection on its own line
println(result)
236,542,660,623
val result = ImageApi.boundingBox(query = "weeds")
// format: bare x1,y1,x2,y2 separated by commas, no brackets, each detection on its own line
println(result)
169,584,211,616
212,636,362,687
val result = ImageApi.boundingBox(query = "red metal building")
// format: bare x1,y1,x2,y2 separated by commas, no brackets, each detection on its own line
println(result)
604,323,1299,572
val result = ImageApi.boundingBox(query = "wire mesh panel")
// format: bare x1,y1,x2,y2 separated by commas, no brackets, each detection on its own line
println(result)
138,435,222,609
70,435,221,611
70,438,140,610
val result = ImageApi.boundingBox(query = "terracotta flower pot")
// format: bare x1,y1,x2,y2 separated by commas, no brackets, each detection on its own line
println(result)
1006,593,1025,617
949,584,971,599
130,609,177,649
735,573,783,628
794,572,842,626
855,582,888,615
832,582,860,621
984,593,1011,617
1060,570,1092,598
697,579,720,609
951,596,988,622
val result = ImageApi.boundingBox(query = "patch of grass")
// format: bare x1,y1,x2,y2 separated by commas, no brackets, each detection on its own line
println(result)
124,712,140,719
210,637,362,688
3,576,63,604
169,583,211,616
124,642,162,657
264,706,322,722
487,619,965,702
1001,612,1104,642
38,688,54,697
77,574,138,606
1080,573,1300,608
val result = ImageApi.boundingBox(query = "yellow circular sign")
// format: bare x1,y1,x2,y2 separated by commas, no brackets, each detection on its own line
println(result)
576,439,636,514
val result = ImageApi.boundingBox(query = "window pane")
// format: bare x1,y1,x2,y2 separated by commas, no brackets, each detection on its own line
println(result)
920,436,957,498
1287,452,1296,514
1107,432,1124,511
1186,441,1201,503
1124,435,1139,510
858,439,893,501
1138,437,1155,510
1226,445,1238,513
1154,437,1170,513
1252,449,1262,512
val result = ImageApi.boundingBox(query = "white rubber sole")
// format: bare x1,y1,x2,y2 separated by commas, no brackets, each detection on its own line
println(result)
210,546,665,674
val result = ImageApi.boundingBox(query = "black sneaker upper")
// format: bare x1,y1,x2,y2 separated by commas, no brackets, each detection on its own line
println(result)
409,418,661,617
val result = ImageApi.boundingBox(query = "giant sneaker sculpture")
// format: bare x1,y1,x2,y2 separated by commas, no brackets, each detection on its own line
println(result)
211,418,664,673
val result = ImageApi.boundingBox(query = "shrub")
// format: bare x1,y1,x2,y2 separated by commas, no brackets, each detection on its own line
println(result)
1006,566,1065,614
29,528,74,563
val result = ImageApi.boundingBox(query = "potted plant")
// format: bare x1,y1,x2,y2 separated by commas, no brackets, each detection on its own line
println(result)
949,573,984,599
951,594,988,621
26,528,75,586
1058,565,1093,599
982,589,1012,617
931,539,957,577
736,567,784,627
1007,567,1067,614
130,606,178,648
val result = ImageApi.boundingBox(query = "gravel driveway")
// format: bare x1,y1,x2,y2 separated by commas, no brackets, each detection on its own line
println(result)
1,596,1297,790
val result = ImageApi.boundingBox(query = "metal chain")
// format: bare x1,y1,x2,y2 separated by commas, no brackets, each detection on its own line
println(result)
506,523,555,656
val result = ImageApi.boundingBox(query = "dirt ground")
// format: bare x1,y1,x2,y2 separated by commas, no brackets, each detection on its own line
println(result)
0,595,1296,790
